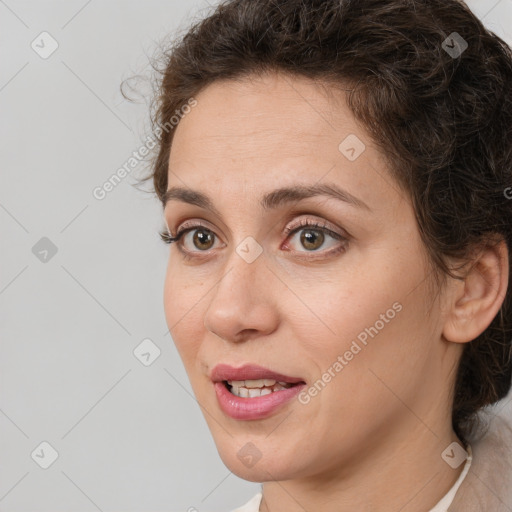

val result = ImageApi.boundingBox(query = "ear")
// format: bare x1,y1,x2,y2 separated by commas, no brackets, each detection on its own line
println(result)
442,236,509,344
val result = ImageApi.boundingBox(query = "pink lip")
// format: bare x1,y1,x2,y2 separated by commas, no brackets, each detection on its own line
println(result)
213,381,306,420
210,363,305,384
210,364,306,420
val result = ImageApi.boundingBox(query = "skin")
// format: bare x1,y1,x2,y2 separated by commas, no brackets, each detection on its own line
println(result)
162,71,509,512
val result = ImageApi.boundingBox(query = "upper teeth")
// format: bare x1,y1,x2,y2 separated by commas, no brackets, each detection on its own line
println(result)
226,379,293,398
227,379,291,388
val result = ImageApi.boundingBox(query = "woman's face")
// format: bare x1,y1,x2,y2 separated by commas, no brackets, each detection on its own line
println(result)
163,72,461,482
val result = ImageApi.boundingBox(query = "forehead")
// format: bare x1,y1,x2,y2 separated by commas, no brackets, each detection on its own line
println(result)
170,72,353,159
165,72,406,219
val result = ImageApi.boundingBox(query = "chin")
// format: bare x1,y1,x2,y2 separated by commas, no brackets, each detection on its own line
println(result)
222,453,295,482
213,435,304,482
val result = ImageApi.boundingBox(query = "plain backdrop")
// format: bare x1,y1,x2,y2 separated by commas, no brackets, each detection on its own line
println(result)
1,1,511,511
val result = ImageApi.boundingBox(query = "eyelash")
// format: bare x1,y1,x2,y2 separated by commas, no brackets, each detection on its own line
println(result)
159,219,348,259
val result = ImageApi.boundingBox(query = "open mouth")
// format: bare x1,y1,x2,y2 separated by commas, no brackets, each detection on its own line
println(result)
212,366,308,419
224,379,301,398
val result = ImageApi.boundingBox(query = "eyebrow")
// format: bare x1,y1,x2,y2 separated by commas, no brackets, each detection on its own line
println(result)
162,182,372,214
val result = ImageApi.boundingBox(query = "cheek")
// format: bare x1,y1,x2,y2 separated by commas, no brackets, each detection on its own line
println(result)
315,284,435,420
281,262,404,357
290,296,429,456
285,252,433,406
163,261,206,361
292,288,406,408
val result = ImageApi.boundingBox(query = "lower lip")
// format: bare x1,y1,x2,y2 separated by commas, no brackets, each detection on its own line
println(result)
213,381,306,420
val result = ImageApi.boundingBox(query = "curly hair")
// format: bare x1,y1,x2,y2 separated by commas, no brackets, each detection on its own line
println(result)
138,0,512,444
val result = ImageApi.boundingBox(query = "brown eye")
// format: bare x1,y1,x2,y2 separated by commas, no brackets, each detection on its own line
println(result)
300,229,325,250
283,220,348,257
192,229,215,250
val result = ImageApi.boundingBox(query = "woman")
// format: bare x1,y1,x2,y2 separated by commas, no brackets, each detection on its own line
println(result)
143,0,512,510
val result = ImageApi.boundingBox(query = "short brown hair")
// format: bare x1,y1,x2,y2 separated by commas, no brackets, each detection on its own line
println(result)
137,0,512,444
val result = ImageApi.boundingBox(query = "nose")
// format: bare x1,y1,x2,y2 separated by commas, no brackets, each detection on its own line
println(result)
203,248,279,343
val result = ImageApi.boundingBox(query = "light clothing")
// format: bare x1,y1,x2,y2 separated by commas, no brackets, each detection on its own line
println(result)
449,414,512,511
230,492,263,512
230,415,512,511
429,445,472,512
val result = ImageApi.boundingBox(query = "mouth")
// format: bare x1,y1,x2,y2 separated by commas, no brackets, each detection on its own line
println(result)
223,378,299,397
210,363,307,420
210,363,306,388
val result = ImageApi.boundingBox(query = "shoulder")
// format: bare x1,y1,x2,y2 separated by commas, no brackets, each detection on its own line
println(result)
449,413,512,511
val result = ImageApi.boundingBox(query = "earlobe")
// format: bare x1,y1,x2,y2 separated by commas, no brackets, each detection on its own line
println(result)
442,237,509,344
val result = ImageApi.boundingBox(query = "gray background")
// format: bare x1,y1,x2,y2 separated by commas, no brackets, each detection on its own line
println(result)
1,1,511,511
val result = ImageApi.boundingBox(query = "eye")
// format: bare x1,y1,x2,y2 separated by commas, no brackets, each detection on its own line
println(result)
282,219,348,254
181,227,219,251
161,222,222,253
